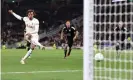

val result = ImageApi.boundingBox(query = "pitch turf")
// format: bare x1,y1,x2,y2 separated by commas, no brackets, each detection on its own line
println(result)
94,50,133,80
1,49,133,80
1,49,83,80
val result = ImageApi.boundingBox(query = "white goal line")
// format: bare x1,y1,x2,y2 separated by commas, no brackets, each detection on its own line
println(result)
1,70,82,74
1,69,106,75
1,68,109,75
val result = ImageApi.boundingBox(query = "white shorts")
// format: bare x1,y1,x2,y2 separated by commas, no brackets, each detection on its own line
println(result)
31,34,39,45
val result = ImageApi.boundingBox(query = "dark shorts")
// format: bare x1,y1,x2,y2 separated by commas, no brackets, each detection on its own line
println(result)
67,39,73,48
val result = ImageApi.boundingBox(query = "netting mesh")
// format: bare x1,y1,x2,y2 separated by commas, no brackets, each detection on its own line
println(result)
94,0,133,80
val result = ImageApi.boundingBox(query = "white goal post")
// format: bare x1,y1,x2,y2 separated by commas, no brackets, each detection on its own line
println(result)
83,0,94,80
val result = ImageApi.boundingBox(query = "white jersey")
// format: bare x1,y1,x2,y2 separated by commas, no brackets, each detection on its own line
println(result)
23,17,39,38
11,12,40,40
12,12,44,47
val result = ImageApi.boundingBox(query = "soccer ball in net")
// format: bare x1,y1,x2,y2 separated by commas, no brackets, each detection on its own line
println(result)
94,53,104,62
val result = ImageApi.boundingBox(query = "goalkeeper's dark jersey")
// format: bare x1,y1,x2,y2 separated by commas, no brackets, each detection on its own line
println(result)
62,26,76,40
115,26,126,41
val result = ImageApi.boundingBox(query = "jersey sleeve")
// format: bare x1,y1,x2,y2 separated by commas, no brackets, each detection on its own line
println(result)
71,27,76,32
62,27,66,32
123,27,127,31
35,19,39,25
114,26,118,31
12,12,23,20
22,17,27,22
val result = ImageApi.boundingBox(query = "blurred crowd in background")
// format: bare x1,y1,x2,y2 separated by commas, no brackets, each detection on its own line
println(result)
1,0,83,49
1,0,133,49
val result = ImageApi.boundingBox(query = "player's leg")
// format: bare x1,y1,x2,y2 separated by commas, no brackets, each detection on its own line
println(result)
26,41,32,58
24,33,31,49
28,36,44,50
27,41,31,51
121,41,125,50
20,44,35,64
116,42,120,59
121,34,125,50
67,46,72,56
67,40,73,56
33,40,45,49
31,36,45,49
63,43,68,59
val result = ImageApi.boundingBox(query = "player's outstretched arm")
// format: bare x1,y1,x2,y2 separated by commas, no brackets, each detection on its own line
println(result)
61,29,64,40
73,30,79,41
8,10,23,20
72,27,78,41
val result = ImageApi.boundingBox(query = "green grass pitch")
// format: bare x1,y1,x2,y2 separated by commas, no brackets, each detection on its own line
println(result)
1,49,133,80
94,50,133,80
1,49,83,80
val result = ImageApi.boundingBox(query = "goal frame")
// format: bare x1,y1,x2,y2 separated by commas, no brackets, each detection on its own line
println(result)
83,0,94,80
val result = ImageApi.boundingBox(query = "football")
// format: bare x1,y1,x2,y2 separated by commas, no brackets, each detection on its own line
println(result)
94,53,104,62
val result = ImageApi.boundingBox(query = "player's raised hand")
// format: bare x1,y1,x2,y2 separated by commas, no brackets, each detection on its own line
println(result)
8,10,13,14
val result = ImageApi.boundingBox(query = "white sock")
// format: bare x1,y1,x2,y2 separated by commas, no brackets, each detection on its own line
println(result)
22,49,32,61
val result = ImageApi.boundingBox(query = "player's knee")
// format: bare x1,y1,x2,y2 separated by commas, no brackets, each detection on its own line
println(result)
31,44,36,49
31,48,34,50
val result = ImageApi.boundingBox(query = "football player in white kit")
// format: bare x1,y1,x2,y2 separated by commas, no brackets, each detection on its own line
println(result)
9,9,45,64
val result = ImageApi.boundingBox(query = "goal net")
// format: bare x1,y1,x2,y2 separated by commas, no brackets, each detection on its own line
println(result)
93,0,133,80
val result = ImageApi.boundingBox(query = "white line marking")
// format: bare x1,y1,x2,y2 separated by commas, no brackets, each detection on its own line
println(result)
1,70,82,74
2,68,132,75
